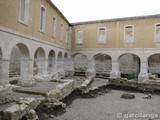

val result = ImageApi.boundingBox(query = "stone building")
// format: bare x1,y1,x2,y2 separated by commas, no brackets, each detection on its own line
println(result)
0,0,160,88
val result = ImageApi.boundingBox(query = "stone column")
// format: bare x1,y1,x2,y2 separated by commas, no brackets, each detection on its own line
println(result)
138,61,149,81
110,61,121,78
20,59,29,79
86,60,96,78
18,59,36,87
68,57,75,76
36,58,48,75
1,59,10,82
0,59,13,103
34,58,49,82
57,59,65,78
43,59,48,75
48,59,54,75
28,59,34,78
52,58,59,79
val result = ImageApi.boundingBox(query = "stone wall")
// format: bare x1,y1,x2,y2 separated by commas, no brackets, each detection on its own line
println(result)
148,55,160,75
10,46,21,76
46,80,74,103
119,54,140,74
95,61,111,73
3,97,44,120
95,55,112,73
74,54,87,71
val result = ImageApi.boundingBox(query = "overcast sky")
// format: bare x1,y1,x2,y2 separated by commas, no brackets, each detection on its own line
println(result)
51,0,160,23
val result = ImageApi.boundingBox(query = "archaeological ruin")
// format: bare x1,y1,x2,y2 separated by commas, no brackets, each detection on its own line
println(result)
1,0,160,120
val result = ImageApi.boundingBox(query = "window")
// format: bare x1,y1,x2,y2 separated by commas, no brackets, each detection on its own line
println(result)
76,29,83,44
19,0,29,24
66,27,68,43
98,27,106,44
124,25,134,43
52,17,56,38
39,6,46,32
155,23,160,42
60,23,64,41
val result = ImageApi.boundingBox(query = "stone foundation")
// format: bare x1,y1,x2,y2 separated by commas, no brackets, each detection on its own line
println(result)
46,80,74,103
3,97,43,120
0,80,13,104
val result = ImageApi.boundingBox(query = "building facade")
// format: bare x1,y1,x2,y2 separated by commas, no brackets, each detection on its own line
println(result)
71,15,160,80
0,0,160,87
0,0,72,86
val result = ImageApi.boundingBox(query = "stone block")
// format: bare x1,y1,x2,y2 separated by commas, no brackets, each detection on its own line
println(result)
0,84,13,104
3,97,43,120
27,109,39,120
46,80,74,103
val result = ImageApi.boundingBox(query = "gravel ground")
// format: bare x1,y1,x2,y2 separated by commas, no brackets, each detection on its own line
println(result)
52,90,160,120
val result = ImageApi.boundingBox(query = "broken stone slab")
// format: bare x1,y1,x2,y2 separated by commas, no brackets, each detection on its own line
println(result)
46,80,74,103
81,78,94,87
12,85,21,91
77,77,94,93
121,92,135,99
143,94,152,99
3,97,44,120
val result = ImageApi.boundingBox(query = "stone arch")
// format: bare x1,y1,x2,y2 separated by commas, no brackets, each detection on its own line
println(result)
9,43,30,79
148,53,160,77
34,47,46,75
0,48,2,80
93,53,112,77
73,53,87,72
118,53,140,80
64,53,68,60
64,53,69,71
58,51,63,60
48,50,56,74
57,51,64,72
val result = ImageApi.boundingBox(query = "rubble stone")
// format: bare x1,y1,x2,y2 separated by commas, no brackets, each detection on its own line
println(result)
46,80,74,103
143,94,152,99
0,84,13,104
3,97,43,120
27,109,39,120
121,92,135,99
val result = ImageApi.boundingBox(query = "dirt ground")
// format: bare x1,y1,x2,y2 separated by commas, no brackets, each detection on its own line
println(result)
50,90,160,120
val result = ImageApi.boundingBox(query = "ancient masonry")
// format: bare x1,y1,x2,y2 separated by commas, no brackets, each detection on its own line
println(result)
1,0,160,119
